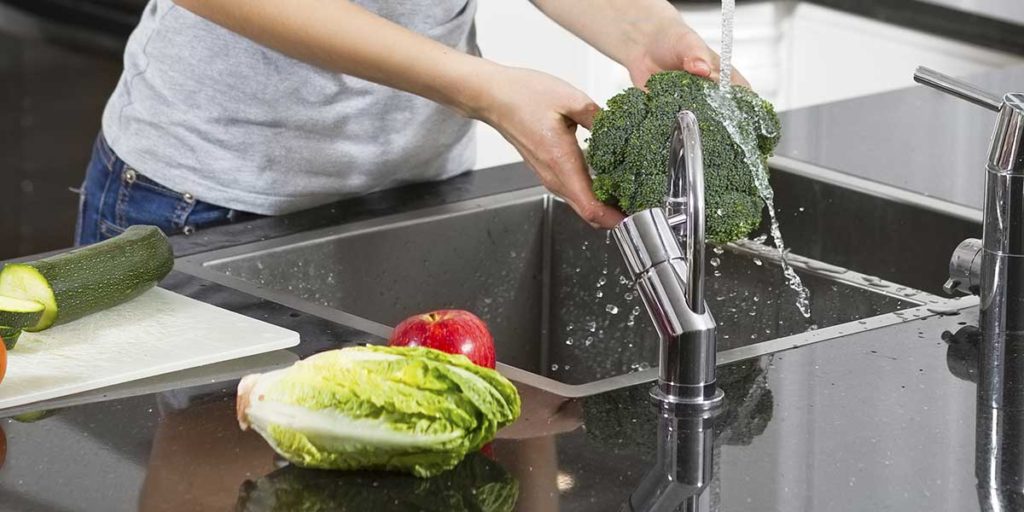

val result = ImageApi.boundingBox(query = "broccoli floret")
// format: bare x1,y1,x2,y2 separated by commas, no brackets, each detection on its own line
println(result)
586,71,781,245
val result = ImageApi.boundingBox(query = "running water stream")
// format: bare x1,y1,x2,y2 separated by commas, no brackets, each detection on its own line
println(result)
713,0,812,318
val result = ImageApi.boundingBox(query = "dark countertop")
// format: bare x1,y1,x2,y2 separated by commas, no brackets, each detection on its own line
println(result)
775,65,1024,214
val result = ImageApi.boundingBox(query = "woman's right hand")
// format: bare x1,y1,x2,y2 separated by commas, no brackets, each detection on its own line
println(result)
467,65,625,230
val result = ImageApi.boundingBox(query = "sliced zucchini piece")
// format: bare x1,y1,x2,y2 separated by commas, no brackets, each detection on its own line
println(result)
0,225,174,332
0,326,21,351
0,295,45,330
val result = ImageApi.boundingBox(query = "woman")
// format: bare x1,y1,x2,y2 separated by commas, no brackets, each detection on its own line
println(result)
76,0,745,245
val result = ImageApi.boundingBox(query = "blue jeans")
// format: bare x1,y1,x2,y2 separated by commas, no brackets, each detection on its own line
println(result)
76,134,258,246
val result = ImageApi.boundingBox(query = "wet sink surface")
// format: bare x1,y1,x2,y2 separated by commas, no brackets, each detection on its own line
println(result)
178,176,950,396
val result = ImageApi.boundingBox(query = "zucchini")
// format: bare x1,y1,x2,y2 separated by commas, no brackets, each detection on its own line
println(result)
0,296,44,329
0,225,174,332
0,326,20,350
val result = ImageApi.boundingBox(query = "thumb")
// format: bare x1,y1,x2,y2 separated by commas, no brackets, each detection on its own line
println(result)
564,95,601,131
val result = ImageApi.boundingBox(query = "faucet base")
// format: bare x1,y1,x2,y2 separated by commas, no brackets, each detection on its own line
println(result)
650,385,724,413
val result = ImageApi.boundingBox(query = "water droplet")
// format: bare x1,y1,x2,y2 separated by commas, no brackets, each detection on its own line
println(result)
584,336,594,347
597,276,607,287
713,246,725,255
710,257,721,267
551,364,559,371
624,292,635,301
753,296,760,302
565,337,574,345
595,290,604,298
586,321,597,332
716,208,724,216
567,323,574,331
714,270,722,277
632,306,641,314
753,257,763,266
564,364,571,370
606,304,620,314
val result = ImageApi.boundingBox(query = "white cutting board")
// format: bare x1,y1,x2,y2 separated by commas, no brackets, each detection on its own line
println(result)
0,287,300,411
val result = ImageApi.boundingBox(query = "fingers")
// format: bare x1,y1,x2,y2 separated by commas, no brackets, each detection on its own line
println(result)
557,158,625,229
518,137,624,230
563,94,601,131
683,54,713,79
561,179,622,229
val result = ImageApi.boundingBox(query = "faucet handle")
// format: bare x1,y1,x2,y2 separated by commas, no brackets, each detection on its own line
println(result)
944,238,983,296
613,209,685,278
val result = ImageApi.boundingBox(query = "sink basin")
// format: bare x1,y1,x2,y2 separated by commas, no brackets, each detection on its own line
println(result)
178,174,958,397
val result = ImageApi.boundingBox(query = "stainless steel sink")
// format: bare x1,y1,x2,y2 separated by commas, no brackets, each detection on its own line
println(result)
177,183,961,397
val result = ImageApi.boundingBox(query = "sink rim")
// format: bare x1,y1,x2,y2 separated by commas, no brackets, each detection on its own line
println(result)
175,186,973,397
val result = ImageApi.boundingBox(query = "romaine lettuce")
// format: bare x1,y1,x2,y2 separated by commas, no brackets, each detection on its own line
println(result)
237,346,521,477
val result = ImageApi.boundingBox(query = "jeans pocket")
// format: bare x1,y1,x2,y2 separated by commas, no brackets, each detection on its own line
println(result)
110,167,195,236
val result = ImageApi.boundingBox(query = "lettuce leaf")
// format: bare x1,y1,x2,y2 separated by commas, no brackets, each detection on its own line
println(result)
239,346,521,477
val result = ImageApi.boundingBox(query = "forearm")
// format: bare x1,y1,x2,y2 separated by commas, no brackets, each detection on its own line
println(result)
530,0,682,66
173,0,493,117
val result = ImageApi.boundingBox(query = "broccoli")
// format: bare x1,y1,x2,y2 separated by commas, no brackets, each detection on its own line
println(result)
586,71,781,245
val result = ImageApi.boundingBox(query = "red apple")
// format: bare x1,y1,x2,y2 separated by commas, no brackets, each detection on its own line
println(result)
389,310,496,368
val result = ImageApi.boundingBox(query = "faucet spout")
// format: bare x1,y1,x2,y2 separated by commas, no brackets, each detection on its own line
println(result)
612,110,723,408
667,111,707,313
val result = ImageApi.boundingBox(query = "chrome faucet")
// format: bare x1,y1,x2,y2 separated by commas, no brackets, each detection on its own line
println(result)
612,111,724,409
916,67,1024,414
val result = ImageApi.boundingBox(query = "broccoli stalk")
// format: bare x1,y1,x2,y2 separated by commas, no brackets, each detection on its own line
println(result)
586,71,781,245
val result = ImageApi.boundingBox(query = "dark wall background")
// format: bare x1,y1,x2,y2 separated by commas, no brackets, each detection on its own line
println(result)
0,1,141,260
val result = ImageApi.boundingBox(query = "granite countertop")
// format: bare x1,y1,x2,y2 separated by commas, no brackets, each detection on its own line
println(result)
1,27,1022,512
774,65,1024,215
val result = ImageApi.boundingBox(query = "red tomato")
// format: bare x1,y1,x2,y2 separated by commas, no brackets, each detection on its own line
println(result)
388,310,496,368
0,338,6,385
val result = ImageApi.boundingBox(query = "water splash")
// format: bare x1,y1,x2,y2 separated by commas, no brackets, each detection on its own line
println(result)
706,90,811,317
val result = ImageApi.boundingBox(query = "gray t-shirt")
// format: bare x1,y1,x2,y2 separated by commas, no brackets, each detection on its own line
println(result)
102,0,478,215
